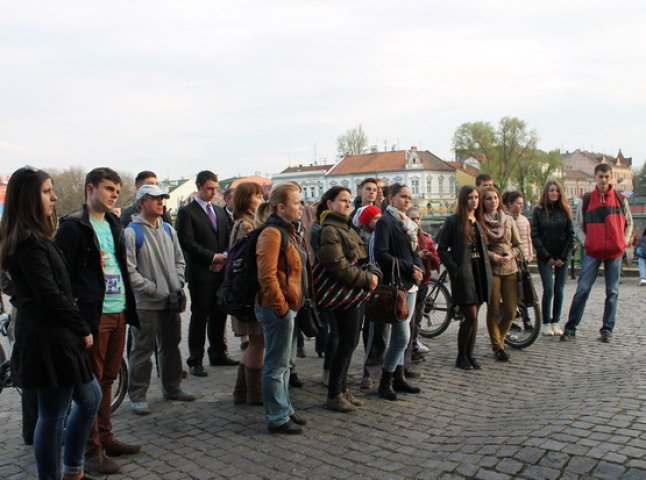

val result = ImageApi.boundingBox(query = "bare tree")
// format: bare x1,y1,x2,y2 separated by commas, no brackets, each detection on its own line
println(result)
337,124,369,156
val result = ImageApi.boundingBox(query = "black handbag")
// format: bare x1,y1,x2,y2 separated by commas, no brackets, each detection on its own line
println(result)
365,260,409,324
517,260,536,305
296,298,322,338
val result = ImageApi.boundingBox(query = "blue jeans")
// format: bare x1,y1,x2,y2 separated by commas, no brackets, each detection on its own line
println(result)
565,254,622,335
35,378,101,479
255,305,295,427
639,258,646,280
537,259,568,324
383,291,416,372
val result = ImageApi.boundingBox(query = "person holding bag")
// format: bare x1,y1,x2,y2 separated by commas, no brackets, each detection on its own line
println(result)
437,186,492,370
481,186,523,362
318,187,381,412
373,183,424,400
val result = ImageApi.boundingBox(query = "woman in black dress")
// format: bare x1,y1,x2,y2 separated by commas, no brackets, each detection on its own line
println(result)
0,167,101,480
437,185,492,370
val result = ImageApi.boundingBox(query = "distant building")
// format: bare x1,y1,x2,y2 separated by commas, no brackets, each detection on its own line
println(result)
272,147,457,208
160,178,195,213
446,162,478,190
562,149,633,197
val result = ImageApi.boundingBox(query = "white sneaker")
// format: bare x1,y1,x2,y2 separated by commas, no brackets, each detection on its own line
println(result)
639,279,646,286
415,342,429,353
542,323,554,336
552,323,563,336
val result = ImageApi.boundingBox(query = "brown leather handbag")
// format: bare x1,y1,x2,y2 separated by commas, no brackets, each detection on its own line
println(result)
365,260,409,324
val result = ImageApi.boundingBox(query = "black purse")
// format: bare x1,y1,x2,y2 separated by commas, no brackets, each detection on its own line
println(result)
296,263,322,337
517,260,536,305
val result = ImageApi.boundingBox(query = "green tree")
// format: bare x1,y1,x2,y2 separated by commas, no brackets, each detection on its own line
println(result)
337,124,369,156
633,163,646,197
452,116,540,194
533,149,565,193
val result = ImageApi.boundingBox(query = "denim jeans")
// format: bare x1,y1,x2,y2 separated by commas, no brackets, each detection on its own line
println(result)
537,259,568,324
35,378,101,479
639,258,646,280
383,291,416,373
565,253,622,335
255,305,295,427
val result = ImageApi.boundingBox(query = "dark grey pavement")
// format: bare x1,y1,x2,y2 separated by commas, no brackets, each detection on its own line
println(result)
2,276,646,479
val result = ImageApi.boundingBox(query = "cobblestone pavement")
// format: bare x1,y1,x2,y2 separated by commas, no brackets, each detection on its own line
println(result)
2,276,646,479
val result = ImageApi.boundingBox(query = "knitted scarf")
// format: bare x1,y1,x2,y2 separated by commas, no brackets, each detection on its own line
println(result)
386,205,418,251
483,210,507,242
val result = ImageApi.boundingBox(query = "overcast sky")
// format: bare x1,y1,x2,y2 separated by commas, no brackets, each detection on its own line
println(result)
2,0,645,180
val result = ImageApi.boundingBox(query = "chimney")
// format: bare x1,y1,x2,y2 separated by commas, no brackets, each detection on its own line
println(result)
410,146,417,151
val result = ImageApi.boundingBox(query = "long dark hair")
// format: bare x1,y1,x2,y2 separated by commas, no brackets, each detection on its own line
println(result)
455,185,480,245
0,167,55,269
538,180,571,219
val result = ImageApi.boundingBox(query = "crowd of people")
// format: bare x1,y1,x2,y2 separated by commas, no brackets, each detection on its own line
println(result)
0,162,634,479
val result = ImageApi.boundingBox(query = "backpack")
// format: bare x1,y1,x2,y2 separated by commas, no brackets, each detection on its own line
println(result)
216,225,290,321
127,222,173,255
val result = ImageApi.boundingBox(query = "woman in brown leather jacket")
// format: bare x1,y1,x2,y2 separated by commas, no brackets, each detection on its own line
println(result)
481,186,522,362
318,186,380,412
255,183,306,434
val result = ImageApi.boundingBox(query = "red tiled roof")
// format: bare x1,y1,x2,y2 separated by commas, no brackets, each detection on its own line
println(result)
446,162,479,177
230,175,272,188
328,150,453,176
280,164,333,174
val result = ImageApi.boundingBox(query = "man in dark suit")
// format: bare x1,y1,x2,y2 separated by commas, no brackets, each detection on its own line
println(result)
176,171,238,377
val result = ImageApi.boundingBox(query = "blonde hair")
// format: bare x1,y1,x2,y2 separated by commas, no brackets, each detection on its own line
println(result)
269,183,301,213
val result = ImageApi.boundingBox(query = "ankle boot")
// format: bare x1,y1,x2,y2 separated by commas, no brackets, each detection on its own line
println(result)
232,364,246,405
245,367,263,406
393,365,421,394
378,369,397,401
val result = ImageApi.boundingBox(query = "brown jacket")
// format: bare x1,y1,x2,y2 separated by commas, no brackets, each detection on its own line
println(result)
256,215,303,317
485,213,523,276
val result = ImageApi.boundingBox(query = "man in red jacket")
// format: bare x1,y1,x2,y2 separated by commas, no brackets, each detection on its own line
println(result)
562,163,633,343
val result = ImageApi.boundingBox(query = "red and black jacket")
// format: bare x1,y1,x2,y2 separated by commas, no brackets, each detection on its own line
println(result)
582,186,627,260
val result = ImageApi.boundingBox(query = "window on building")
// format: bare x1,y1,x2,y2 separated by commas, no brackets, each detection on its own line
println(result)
310,186,315,199
426,177,432,195
438,176,444,194
411,178,419,195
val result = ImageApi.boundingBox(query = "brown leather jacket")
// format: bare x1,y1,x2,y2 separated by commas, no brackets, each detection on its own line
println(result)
256,214,303,317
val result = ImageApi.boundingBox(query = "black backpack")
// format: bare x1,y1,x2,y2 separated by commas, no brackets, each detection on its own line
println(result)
216,225,290,321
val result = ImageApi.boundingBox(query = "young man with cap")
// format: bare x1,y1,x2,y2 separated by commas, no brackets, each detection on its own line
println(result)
125,184,194,415
55,167,141,475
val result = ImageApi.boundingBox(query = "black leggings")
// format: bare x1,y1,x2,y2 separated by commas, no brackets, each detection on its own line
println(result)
457,305,479,360
328,306,364,398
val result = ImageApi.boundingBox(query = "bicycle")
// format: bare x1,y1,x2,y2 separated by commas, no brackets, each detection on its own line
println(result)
418,268,542,349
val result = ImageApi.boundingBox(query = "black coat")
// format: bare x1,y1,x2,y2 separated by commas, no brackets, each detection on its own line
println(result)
55,206,139,336
531,203,575,262
9,236,94,388
437,214,492,306
373,212,424,290
175,200,230,283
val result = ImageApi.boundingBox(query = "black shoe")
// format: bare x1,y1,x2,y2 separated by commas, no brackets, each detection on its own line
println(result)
378,370,397,401
393,366,421,394
560,332,576,342
599,330,612,343
189,365,208,377
467,356,482,370
210,356,240,366
494,349,511,362
289,373,303,388
455,356,474,370
268,420,303,434
289,413,307,426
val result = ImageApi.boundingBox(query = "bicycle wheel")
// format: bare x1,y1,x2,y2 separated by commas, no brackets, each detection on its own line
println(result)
111,358,128,413
505,300,542,349
419,282,453,338
0,343,7,395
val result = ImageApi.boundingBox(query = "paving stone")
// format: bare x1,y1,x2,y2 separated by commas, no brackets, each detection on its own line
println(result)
592,461,625,479
520,465,561,480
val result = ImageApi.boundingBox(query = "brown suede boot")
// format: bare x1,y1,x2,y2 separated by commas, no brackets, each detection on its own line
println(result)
245,367,263,406
233,364,246,405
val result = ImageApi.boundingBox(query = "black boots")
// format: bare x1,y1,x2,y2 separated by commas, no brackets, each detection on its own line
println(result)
393,366,421,394
378,370,397,400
